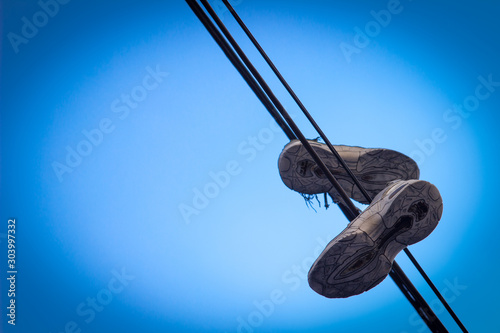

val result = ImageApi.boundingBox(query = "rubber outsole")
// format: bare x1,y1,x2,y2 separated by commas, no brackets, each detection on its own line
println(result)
308,179,443,298
278,140,420,204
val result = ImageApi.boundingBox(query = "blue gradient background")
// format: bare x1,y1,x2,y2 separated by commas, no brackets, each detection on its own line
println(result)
1,0,499,332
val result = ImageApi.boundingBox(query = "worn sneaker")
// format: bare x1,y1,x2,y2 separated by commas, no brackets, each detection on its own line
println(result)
308,179,443,298
278,140,419,204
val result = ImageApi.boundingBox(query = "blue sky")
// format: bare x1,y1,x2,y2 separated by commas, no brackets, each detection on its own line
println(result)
1,0,499,332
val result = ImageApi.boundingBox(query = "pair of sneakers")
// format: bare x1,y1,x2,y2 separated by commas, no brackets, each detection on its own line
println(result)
278,140,443,298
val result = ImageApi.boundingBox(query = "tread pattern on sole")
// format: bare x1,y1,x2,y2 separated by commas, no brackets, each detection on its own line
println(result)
308,179,443,298
278,140,420,204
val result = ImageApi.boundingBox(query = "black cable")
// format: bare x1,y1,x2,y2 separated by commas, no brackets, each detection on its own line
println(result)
197,0,361,216
185,0,296,141
221,2,467,332
391,261,449,333
404,249,469,333
221,0,373,203
187,1,446,331
186,1,456,332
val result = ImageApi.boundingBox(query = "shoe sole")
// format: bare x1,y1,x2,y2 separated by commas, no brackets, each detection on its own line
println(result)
278,140,420,204
308,179,443,298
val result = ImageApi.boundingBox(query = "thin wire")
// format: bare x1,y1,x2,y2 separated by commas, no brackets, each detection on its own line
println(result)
184,0,296,140
404,248,469,333
221,0,373,203
391,261,449,333
187,1,452,332
221,2,467,332
198,0,361,215
190,1,446,331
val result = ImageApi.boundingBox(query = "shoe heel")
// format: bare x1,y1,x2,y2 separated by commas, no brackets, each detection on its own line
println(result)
395,181,443,246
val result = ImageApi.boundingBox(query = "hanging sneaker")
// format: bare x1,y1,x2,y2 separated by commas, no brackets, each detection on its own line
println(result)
308,179,443,298
278,140,419,204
